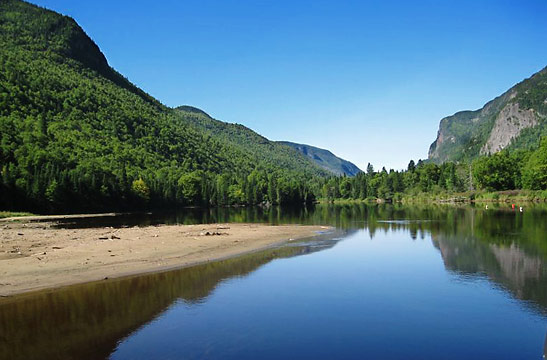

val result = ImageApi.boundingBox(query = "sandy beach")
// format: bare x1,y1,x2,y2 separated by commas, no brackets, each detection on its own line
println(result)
0,220,329,296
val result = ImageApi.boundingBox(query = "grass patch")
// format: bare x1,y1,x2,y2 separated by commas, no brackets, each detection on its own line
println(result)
318,190,547,205
401,190,547,204
474,190,547,202
0,211,36,219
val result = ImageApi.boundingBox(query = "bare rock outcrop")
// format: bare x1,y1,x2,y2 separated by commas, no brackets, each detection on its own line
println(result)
480,103,538,155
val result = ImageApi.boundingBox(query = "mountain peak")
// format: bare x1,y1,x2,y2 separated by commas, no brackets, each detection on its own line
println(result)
175,105,211,118
0,0,160,107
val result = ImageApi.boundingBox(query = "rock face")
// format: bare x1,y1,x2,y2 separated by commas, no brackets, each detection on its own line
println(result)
489,243,544,293
481,103,538,155
428,66,547,163
432,233,547,311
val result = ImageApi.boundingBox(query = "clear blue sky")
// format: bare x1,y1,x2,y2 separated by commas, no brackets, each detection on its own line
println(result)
30,0,547,170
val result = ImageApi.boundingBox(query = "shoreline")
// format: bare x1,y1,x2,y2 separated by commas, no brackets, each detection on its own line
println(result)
0,221,330,297
0,212,122,222
317,191,547,205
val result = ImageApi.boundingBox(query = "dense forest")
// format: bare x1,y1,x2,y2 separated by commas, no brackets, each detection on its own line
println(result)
0,0,328,213
322,138,547,202
1,0,546,214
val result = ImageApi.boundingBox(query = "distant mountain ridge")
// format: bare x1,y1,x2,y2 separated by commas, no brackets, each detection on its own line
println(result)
172,106,331,178
173,106,360,177
278,141,362,176
429,66,547,163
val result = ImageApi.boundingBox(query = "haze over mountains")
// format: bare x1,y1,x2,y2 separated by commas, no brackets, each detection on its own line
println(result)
278,142,361,176
173,107,360,176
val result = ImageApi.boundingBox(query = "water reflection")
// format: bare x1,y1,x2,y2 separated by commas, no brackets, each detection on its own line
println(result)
346,205,547,314
374,206,547,314
367,205,547,314
1,204,546,359
0,231,344,360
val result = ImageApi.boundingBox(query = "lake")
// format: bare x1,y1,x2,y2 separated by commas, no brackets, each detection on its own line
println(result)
1,204,546,359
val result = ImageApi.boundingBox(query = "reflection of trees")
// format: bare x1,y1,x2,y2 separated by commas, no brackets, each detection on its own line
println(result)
56,202,547,262
309,203,547,314
6,203,547,359
0,233,342,360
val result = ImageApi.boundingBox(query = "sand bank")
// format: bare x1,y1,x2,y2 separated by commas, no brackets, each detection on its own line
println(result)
0,221,329,296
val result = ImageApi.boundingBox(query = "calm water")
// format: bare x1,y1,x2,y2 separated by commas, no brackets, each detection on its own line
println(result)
1,204,546,359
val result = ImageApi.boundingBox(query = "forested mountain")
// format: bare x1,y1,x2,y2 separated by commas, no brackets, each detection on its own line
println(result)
173,107,329,177
0,0,328,213
277,141,361,176
429,66,547,163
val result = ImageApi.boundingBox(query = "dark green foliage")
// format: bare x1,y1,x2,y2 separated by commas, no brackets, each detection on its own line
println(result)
366,163,374,175
322,141,547,201
472,152,519,191
407,160,415,172
522,138,547,190
512,67,547,114
3,0,544,212
173,107,329,179
0,0,326,213
321,161,458,201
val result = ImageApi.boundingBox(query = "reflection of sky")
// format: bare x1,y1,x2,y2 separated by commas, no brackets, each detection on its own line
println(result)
111,229,546,360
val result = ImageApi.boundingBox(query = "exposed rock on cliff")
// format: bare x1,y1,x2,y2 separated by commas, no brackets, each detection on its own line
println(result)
481,103,539,155
429,66,547,163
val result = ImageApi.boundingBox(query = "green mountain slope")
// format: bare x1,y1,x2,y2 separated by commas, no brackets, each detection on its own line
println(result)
277,141,361,176
0,0,327,212
429,66,547,163
173,106,328,177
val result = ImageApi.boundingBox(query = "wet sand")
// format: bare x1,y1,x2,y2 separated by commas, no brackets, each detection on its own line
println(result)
0,221,329,296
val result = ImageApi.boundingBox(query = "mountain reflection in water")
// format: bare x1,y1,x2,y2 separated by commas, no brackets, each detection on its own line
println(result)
0,204,545,359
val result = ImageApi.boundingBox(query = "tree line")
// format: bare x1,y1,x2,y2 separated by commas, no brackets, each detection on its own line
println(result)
1,0,546,214
321,137,547,201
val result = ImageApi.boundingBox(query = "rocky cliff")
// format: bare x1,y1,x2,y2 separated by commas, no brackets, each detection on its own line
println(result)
429,66,547,163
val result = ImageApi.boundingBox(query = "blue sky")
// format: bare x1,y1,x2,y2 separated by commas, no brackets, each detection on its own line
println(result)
31,0,547,170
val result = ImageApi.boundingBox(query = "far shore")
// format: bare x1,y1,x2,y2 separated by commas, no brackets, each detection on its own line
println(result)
0,220,330,297
317,189,547,205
